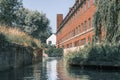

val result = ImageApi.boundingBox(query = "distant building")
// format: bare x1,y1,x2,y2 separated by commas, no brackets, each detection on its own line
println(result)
46,34,56,45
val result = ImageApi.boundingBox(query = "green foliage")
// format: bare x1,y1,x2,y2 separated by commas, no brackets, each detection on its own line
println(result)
15,8,52,43
66,43,120,65
0,0,22,26
15,8,29,30
94,0,120,42
0,1,52,43
45,45,63,57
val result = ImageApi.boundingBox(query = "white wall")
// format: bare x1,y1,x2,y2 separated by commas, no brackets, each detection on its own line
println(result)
64,45,84,56
46,34,56,45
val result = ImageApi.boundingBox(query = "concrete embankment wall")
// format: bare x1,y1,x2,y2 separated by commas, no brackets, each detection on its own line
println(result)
0,42,42,71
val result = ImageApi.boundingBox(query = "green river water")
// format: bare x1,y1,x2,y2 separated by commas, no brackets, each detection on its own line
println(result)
0,57,120,80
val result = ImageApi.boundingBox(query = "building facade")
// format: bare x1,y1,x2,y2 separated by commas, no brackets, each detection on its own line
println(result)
56,0,96,53
46,34,56,45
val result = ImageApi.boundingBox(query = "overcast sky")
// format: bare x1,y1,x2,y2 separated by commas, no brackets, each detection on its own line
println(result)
23,0,74,33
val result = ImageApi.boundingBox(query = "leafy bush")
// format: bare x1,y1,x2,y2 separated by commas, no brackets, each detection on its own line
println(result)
66,43,120,65
45,45,63,57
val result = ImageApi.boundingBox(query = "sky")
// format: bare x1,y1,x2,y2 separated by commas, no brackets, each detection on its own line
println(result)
23,0,74,33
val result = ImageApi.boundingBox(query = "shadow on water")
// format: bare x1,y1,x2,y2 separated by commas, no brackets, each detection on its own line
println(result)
0,67,32,80
0,63,41,80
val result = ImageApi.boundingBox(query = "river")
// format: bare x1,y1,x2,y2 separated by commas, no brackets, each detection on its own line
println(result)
0,57,120,80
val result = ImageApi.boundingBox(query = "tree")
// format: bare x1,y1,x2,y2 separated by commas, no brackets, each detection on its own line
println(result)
15,8,29,30
29,12,52,43
16,8,52,43
0,0,52,43
94,0,120,43
0,0,23,26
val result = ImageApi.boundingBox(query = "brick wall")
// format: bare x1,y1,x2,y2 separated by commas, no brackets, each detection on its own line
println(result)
56,0,96,51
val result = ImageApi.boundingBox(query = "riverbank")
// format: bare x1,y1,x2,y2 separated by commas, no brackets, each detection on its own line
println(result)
0,26,42,71
0,26,41,48
65,43,120,70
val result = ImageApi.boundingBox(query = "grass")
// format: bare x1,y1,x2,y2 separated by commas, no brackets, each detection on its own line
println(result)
0,25,41,48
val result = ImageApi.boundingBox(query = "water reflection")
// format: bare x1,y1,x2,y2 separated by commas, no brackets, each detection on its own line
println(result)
0,57,60,80
66,64,120,80
0,64,39,80
57,59,120,80
0,58,120,80
46,59,58,80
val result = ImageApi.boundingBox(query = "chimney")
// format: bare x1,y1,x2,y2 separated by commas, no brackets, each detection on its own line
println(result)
57,14,63,30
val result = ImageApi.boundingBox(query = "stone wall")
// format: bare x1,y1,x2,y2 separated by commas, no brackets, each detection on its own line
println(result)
33,48,43,63
0,44,43,71
0,42,34,71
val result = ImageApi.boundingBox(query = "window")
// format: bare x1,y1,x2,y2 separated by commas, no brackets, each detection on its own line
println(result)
91,18,94,27
84,1,86,11
72,42,75,47
67,44,69,48
62,45,64,48
69,43,72,48
79,0,81,4
88,18,91,28
48,41,52,45
88,0,90,8
70,31,72,37
72,29,75,36
92,35,95,42
88,36,91,43
81,23,84,32
80,38,86,45
83,21,87,31
78,25,80,33
75,41,79,47
78,8,81,17
81,5,83,14
75,27,78,35
85,21,87,30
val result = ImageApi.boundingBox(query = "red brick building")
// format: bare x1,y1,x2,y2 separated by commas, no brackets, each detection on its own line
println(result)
56,0,96,53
